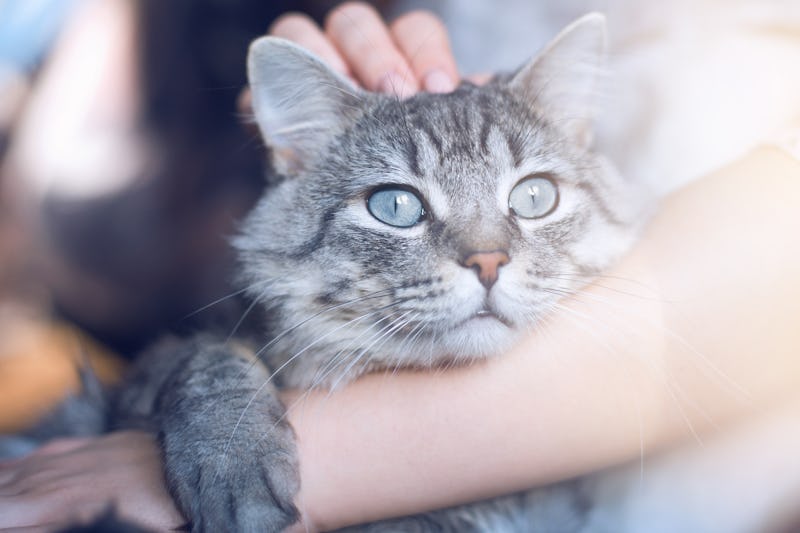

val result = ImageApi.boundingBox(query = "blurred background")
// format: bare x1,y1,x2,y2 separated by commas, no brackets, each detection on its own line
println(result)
0,0,387,432
0,0,799,530
0,0,351,359
3,0,800,358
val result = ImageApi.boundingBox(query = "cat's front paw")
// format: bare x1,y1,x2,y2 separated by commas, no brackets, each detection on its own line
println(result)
153,343,300,533
160,395,299,533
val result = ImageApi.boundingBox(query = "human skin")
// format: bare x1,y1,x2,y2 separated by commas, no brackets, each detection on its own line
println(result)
284,145,800,530
1,147,798,532
268,3,459,95
3,3,800,532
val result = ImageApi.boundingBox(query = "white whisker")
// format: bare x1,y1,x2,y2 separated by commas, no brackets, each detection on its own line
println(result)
546,279,750,401
307,307,409,390
546,295,708,446
182,280,269,320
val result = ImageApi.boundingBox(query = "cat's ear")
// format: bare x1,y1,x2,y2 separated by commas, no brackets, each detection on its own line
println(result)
247,37,363,176
508,13,607,147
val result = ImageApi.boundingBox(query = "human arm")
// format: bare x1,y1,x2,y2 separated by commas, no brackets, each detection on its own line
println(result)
4,4,800,530
1,148,798,532
285,145,800,530
0,432,184,532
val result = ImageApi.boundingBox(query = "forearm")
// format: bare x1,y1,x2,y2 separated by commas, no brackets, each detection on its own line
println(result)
283,147,800,531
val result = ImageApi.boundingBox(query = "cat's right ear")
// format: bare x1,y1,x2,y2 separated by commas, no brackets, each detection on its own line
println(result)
247,37,363,176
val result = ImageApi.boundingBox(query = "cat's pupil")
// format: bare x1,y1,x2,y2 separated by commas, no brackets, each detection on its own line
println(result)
395,194,409,213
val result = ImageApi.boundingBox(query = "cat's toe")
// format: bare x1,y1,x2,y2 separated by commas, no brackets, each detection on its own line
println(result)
158,385,300,533
193,457,298,531
164,440,299,533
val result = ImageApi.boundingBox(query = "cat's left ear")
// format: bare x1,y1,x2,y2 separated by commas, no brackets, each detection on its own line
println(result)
247,37,364,176
509,13,607,147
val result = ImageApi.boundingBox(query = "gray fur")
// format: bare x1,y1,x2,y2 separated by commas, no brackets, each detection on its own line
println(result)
10,13,652,532
236,13,645,390
106,336,300,532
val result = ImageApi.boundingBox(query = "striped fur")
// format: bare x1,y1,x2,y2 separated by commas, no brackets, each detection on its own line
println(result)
8,14,653,533
237,14,649,389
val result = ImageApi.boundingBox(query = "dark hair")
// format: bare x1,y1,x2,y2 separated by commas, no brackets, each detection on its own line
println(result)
45,0,386,354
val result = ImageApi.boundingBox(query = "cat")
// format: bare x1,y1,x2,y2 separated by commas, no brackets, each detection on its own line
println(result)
5,12,651,532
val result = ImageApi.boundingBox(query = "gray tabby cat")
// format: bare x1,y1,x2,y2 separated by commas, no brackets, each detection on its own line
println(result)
10,12,650,532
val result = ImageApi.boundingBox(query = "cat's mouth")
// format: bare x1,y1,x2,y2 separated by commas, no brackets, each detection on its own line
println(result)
469,307,512,328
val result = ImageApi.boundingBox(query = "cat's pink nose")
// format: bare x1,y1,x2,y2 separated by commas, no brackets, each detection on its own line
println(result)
461,251,510,290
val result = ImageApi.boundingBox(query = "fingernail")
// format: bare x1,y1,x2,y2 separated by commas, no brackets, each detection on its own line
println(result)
378,72,415,99
423,69,456,93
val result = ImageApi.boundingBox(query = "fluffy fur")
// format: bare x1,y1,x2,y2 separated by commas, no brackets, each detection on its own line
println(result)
237,13,645,390
5,13,652,532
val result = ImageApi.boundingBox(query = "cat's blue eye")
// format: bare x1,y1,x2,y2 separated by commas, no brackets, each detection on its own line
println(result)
508,175,559,219
367,188,425,228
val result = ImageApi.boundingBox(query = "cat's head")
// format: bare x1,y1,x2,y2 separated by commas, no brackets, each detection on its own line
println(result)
237,14,645,387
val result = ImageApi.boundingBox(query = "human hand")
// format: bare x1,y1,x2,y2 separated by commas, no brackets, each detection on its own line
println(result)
271,2,458,97
0,432,184,532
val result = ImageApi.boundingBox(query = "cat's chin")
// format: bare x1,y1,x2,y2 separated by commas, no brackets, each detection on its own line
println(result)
438,316,521,360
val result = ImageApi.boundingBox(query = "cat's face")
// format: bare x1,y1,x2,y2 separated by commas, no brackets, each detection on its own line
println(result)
237,14,646,387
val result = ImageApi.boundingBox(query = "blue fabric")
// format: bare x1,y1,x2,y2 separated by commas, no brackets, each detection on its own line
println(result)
0,0,81,71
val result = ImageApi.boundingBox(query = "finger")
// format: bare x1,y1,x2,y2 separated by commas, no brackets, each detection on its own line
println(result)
0,486,111,529
27,438,90,459
390,11,458,93
269,12,350,78
466,72,493,85
37,439,90,455
325,2,418,98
